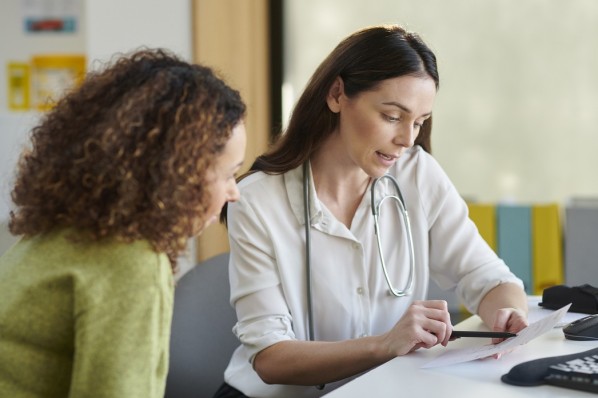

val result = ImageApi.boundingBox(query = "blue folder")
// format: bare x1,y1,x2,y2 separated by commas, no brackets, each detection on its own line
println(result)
497,204,533,294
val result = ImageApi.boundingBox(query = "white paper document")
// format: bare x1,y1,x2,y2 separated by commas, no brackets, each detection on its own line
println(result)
421,304,571,368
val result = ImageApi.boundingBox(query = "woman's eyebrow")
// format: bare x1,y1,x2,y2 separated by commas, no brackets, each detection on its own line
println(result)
382,101,432,118
230,160,244,171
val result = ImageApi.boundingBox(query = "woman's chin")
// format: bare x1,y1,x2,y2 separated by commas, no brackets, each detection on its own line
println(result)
193,215,218,237
204,215,218,228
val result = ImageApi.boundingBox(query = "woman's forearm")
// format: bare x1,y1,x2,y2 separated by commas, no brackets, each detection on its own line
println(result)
252,300,454,386
253,336,392,386
477,282,528,329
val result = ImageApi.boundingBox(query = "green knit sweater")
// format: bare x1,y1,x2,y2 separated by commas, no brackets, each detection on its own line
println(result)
0,229,174,398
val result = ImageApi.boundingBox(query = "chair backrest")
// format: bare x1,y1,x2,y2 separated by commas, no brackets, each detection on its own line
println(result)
165,252,239,398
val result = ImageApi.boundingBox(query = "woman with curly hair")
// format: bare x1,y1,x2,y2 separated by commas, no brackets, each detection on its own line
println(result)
0,48,246,397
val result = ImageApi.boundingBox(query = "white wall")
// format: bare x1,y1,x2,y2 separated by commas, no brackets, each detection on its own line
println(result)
284,0,598,204
0,0,192,258
0,0,88,253
86,0,192,68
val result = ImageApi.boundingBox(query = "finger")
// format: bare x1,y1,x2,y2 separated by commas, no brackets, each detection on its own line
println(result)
424,320,452,346
409,342,426,353
491,310,510,344
418,303,452,326
414,299,449,311
492,309,511,332
492,309,528,344
424,307,452,345
491,347,516,359
442,324,454,346
404,302,452,346
507,311,529,332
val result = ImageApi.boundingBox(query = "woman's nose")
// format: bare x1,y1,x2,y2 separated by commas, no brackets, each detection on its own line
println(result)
227,183,241,203
393,124,416,148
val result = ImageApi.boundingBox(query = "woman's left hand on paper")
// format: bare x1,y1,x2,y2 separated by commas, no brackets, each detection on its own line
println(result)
491,307,528,343
490,307,528,359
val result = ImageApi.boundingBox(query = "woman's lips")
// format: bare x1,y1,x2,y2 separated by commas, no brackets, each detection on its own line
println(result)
376,151,399,166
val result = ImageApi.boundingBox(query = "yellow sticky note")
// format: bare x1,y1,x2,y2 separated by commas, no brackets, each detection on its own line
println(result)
7,62,31,111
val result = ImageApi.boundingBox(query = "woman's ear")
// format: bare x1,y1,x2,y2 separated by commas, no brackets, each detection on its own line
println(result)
326,76,344,113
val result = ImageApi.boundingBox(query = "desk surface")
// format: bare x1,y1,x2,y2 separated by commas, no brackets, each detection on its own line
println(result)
324,303,597,397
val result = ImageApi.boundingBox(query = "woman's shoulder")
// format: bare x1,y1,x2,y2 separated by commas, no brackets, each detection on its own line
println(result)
403,145,437,163
237,168,297,200
238,170,282,190
73,238,171,305
49,230,168,281
229,166,303,222
230,172,286,218
393,146,455,207
395,146,448,180
1,230,171,302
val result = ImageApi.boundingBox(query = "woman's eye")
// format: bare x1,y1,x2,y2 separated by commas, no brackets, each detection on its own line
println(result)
384,114,400,122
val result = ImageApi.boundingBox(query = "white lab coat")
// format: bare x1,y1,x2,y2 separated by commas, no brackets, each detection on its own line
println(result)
223,145,523,397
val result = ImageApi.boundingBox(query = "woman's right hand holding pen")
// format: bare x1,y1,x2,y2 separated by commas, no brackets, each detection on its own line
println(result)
380,300,453,357
253,299,453,386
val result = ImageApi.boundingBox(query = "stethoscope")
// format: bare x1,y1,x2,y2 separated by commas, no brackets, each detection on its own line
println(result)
302,161,416,390
302,161,416,340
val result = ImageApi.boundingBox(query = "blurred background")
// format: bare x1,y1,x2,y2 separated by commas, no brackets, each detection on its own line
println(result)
1,0,597,279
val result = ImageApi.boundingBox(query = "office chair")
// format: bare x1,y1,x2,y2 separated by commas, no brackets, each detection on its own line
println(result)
165,252,239,398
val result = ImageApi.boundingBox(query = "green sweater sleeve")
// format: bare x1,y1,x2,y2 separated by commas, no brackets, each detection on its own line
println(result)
68,246,173,398
0,232,174,398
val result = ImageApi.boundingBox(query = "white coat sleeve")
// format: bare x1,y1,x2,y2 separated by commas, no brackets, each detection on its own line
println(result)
227,194,296,362
419,152,524,314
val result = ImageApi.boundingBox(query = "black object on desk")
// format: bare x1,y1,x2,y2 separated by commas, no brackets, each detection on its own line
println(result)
539,284,598,314
563,314,598,341
502,347,598,394
450,330,517,339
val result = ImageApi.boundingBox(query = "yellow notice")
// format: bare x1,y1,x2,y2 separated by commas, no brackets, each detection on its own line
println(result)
7,63,31,111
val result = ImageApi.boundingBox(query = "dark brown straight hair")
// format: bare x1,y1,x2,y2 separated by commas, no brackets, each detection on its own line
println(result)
221,25,438,223
254,24,438,174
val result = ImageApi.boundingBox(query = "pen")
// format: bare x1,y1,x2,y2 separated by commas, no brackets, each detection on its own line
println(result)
450,330,517,339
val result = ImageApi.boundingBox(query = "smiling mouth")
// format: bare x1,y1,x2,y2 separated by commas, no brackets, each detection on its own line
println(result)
376,151,398,161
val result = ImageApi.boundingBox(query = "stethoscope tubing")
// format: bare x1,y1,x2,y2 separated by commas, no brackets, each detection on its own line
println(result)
302,162,324,390
303,164,416,314
302,162,317,344
370,174,416,297
302,163,415,390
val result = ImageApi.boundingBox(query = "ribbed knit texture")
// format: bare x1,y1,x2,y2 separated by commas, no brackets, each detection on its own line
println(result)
0,229,173,398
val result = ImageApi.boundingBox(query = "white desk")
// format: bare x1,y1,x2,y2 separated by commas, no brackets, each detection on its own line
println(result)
324,303,597,397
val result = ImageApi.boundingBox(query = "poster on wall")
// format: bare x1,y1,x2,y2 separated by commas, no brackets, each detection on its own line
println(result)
7,63,30,111
21,0,81,33
6,55,86,112
30,55,86,111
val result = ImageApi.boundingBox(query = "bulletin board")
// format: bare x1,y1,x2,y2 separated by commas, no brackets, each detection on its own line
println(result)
2,0,85,112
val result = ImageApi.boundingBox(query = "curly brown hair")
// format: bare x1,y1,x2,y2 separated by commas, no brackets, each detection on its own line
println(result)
9,48,246,270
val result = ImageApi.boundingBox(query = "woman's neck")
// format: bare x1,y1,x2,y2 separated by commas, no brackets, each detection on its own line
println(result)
310,134,370,228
